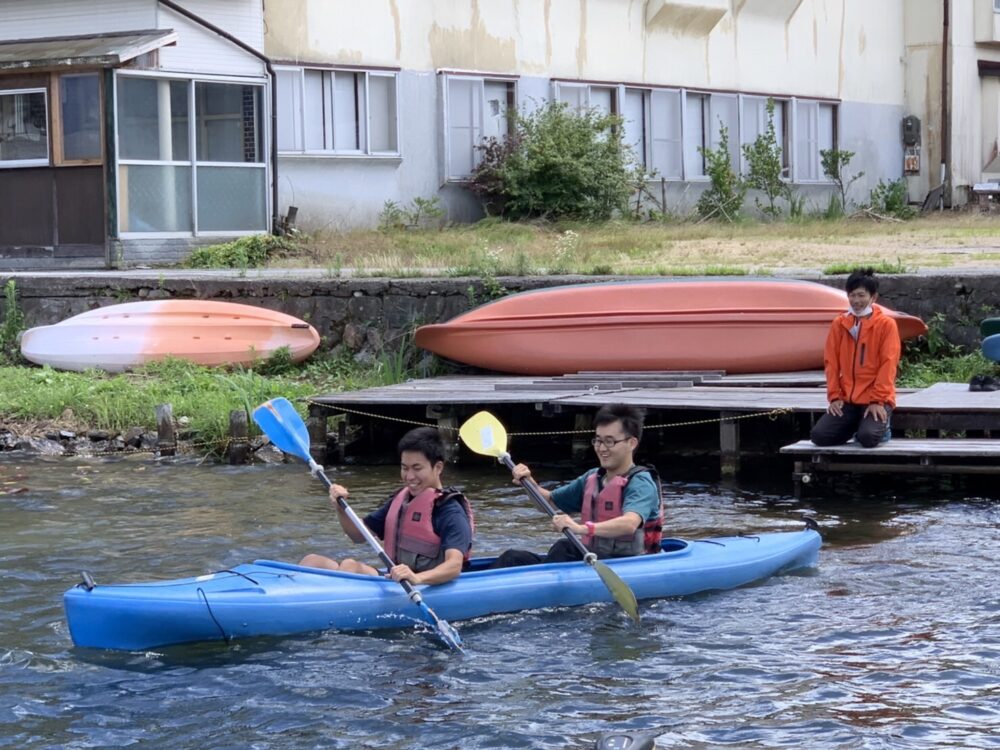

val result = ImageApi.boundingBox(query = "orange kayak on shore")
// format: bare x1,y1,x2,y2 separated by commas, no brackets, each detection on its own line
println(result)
414,279,928,375
20,300,320,373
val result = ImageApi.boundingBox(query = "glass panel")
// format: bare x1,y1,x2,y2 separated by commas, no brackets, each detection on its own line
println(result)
590,87,614,115
196,166,267,231
275,69,303,151
118,77,189,161
60,74,101,161
795,100,819,180
333,72,364,151
119,164,192,232
482,80,509,142
651,89,682,179
622,88,647,167
369,74,397,152
303,69,327,150
557,84,586,111
447,77,481,178
0,90,48,162
684,94,707,177
196,82,262,163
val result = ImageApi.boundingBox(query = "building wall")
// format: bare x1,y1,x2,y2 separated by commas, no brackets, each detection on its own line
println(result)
266,0,911,230
0,0,156,37
157,0,266,76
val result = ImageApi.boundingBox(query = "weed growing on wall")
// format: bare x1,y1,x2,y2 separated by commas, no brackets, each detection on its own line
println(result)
184,234,296,269
0,280,25,365
470,101,640,221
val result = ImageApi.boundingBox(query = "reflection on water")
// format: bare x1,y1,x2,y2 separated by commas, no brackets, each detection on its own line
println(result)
0,455,998,749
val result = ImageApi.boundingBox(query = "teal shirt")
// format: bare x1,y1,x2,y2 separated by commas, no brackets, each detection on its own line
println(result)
549,467,661,522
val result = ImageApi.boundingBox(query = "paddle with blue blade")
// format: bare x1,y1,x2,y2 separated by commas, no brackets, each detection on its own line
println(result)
458,410,640,624
252,397,464,652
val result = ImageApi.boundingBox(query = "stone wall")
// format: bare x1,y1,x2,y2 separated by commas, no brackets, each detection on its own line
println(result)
2,272,999,361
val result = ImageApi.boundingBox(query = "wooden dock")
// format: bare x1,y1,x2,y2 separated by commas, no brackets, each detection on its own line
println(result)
307,375,1000,483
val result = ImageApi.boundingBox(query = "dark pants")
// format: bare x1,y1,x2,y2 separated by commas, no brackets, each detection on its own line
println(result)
488,538,586,569
810,403,892,448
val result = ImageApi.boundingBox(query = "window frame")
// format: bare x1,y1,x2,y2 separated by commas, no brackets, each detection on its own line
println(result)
442,72,517,182
739,94,790,179
791,97,837,183
0,86,50,168
275,65,400,158
51,71,104,167
114,69,269,238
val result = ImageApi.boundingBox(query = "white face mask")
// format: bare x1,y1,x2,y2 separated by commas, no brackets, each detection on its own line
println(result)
849,305,873,318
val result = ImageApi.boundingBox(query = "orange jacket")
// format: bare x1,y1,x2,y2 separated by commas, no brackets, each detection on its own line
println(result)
823,306,901,407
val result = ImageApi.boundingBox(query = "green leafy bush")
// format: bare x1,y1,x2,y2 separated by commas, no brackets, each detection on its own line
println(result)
696,124,746,222
820,148,864,215
866,179,916,220
184,234,295,269
470,101,640,221
742,99,791,219
0,280,26,365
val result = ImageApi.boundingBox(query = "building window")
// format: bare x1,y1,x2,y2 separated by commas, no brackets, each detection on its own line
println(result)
0,88,48,166
741,96,788,176
794,100,835,181
995,0,1000,12
622,87,682,179
56,73,102,164
275,67,398,156
554,82,617,115
444,74,515,180
116,74,267,234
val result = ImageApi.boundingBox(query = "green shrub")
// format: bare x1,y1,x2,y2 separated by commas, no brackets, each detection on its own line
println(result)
0,280,26,365
470,101,640,221
866,179,916,220
820,148,864,214
696,124,746,222
741,99,791,219
184,234,295,269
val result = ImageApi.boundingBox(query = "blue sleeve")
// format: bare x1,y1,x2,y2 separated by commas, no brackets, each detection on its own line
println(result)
432,498,473,554
549,470,595,514
363,496,393,540
621,472,661,522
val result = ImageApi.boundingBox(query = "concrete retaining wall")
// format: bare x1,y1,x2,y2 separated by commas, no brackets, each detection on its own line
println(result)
2,272,999,363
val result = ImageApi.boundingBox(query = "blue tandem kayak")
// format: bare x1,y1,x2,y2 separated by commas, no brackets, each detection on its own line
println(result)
63,527,821,651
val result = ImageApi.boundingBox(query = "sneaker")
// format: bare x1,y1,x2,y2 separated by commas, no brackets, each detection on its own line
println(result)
982,376,1000,392
970,375,986,392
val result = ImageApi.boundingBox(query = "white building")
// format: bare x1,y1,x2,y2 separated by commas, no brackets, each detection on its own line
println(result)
0,0,272,268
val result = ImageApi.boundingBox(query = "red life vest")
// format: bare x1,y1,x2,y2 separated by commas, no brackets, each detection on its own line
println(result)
382,486,474,572
581,465,663,557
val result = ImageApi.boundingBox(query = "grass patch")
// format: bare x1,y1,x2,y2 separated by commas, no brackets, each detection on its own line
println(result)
822,258,910,275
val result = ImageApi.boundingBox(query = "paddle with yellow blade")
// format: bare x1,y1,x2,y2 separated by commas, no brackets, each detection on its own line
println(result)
252,397,464,652
458,410,640,623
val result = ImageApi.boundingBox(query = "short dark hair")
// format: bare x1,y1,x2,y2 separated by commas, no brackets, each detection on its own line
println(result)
845,268,879,295
593,403,645,442
397,427,446,464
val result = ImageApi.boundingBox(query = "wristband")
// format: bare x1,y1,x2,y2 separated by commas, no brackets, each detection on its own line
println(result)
585,521,595,535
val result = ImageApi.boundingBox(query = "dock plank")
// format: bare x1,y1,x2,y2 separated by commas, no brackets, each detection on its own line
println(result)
781,438,1000,457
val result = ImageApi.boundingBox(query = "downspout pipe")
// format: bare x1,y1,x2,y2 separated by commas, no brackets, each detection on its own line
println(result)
942,0,950,207
157,0,280,234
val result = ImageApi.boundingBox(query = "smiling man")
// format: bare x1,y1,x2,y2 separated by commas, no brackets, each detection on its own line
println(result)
811,268,901,449
490,404,663,568
299,427,473,585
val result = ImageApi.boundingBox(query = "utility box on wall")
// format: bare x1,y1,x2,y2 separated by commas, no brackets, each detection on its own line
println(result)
903,115,921,174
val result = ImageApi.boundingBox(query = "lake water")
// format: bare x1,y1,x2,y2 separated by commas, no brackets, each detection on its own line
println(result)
1,455,998,749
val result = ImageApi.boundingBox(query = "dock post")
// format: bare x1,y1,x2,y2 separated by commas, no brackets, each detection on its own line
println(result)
571,413,591,461
719,411,740,476
426,405,459,462
228,409,249,465
307,403,328,464
155,403,175,457
337,419,347,464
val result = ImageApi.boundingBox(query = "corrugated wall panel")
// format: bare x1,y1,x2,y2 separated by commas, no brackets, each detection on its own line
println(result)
157,0,265,77
0,0,156,39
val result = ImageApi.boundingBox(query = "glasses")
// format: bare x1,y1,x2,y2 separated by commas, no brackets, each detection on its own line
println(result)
591,436,631,449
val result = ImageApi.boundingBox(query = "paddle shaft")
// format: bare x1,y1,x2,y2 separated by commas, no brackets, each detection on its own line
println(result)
498,453,596,562
308,462,426,605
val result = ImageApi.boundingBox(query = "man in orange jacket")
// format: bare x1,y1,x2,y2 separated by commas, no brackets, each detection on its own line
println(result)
810,269,901,448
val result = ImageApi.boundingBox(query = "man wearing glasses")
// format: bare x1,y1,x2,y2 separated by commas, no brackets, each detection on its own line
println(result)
489,403,663,567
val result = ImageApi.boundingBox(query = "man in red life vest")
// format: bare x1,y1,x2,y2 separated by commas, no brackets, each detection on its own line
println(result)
299,427,474,586
490,403,663,568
